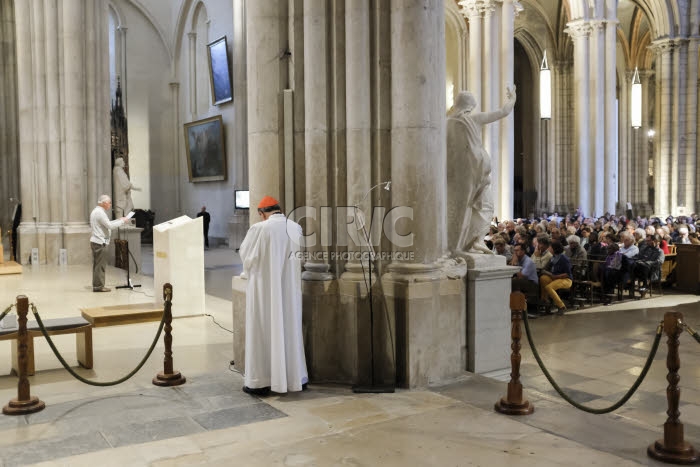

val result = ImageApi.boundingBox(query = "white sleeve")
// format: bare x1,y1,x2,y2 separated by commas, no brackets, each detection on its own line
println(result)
239,222,264,274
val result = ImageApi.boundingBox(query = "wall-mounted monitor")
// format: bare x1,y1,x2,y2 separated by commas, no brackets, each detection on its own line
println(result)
235,190,249,210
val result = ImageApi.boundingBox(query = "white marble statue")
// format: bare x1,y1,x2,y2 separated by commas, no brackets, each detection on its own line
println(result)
112,157,141,217
446,85,516,254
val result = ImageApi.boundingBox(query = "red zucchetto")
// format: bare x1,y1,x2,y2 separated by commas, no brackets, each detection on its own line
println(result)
257,196,279,209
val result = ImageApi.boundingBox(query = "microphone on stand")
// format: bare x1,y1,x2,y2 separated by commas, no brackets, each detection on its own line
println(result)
352,180,395,394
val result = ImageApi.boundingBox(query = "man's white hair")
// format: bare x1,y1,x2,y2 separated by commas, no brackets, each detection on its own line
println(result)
98,194,111,204
566,235,580,245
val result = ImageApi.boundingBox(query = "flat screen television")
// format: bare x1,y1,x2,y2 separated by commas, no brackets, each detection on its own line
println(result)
235,190,250,210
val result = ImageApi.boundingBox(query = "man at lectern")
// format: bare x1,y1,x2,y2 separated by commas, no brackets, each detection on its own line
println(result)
89,195,127,292
238,195,308,395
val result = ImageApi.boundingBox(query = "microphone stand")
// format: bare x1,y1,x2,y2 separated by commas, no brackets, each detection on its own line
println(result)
352,181,395,394
115,223,141,290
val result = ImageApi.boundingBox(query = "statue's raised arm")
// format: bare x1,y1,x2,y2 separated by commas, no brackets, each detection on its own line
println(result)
446,85,517,255
471,84,517,125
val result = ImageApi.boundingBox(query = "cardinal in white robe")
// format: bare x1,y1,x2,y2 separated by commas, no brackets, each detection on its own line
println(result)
238,195,309,394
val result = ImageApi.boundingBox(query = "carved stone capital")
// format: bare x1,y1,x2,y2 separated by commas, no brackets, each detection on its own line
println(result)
459,0,497,18
513,1,524,17
588,19,606,31
648,38,677,55
565,20,592,39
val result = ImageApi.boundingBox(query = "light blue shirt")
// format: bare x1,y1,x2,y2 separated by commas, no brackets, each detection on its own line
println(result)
517,254,538,284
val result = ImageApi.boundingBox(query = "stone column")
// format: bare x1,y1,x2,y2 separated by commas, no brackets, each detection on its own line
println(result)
604,19,617,215
566,21,592,216
671,39,685,214
187,32,197,119
302,0,333,280
463,1,482,109
14,0,37,262
619,71,630,207
683,38,698,215
589,20,605,216
482,1,502,218
382,0,471,389
498,0,517,219
246,1,285,223
639,70,653,212
334,0,373,385
0,0,20,231
170,82,181,214
651,40,674,216
343,1,372,278
679,38,700,215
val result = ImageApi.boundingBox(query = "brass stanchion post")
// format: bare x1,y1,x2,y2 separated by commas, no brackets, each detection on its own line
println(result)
495,292,534,415
153,284,186,386
648,311,699,463
3,296,45,415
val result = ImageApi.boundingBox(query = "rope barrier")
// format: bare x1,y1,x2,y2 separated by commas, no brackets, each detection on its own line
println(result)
29,303,166,387
0,304,14,322
679,319,700,344
522,312,664,414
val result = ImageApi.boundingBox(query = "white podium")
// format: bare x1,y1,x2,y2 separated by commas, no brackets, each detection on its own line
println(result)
153,216,205,317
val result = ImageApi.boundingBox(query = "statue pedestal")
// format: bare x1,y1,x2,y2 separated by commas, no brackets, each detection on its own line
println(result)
457,252,519,374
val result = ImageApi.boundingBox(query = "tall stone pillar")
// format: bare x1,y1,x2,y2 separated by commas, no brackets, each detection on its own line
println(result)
670,39,685,214
619,71,630,207
566,21,592,216
301,0,333,281
683,38,698,215
638,70,654,213
336,0,374,385
651,40,674,216
382,0,471,388
15,0,107,265
246,0,286,224
498,0,518,219
603,19,618,215
0,0,20,231
589,20,605,216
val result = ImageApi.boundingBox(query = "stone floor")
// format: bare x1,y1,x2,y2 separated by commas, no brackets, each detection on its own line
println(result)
0,244,699,466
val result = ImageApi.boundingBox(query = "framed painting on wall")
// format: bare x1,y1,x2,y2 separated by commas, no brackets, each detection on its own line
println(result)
184,115,227,182
207,36,233,105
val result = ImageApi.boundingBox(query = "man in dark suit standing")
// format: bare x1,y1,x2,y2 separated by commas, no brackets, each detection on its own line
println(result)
197,206,211,249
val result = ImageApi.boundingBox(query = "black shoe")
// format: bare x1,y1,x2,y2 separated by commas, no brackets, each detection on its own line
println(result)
242,385,271,396
302,383,308,391
93,287,111,292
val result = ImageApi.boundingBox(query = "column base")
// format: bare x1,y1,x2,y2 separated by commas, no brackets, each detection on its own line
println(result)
383,263,465,388
303,277,342,382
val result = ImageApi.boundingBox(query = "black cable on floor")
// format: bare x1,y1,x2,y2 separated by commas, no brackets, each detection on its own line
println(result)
205,313,233,334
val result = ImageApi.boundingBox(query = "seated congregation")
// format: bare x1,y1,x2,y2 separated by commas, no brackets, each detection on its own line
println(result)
488,212,697,316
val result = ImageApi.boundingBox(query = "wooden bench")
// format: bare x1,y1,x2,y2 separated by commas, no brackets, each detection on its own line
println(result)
80,303,163,327
0,317,92,375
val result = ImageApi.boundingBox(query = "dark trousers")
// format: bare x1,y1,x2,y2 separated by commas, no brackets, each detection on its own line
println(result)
512,277,539,301
203,226,209,248
91,242,108,289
